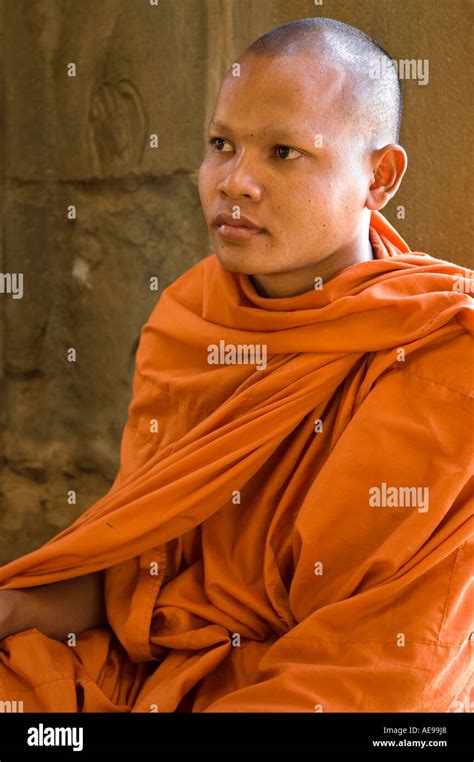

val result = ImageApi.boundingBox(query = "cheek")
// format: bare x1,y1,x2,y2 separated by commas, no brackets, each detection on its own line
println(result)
299,181,333,219
197,161,206,191
275,179,324,222
198,154,214,186
197,164,212,207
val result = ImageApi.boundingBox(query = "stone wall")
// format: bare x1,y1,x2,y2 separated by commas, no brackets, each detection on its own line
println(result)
0,0,471,563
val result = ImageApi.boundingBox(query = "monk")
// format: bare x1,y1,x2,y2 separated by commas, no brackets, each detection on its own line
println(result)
0,17,472,713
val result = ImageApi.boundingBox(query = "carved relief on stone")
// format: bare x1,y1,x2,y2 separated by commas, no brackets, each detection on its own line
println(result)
88,78,147,175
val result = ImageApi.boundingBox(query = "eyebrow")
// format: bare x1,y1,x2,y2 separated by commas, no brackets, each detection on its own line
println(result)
207,119,314,144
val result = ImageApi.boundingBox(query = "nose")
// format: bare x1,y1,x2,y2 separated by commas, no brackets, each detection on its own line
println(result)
216,154,263,202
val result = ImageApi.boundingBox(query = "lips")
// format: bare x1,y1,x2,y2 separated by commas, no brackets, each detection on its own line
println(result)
213,212,265,231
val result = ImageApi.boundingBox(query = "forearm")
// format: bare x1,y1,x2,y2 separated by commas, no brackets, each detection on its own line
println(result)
0,571,108,641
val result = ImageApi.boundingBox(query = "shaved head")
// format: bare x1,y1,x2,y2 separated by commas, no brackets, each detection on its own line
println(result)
243,17,403,149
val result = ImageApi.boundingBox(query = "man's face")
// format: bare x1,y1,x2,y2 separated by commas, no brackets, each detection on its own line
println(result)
198,52,373,284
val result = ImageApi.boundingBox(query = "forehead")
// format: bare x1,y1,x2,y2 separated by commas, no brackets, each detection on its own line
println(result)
213,52,351,131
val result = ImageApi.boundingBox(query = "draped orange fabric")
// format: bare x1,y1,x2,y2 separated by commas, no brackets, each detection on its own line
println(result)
0,210,472,712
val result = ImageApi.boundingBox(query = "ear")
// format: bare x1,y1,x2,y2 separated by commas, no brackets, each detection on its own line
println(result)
366,144,408,211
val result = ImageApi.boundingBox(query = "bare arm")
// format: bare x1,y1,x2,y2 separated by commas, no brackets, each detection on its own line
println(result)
0,571,108,641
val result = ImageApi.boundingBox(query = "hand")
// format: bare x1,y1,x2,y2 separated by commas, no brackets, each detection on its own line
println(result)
0,589,21,641
0,573,108,643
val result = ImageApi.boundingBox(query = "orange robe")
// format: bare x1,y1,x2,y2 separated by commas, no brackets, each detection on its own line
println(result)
0,210,472,712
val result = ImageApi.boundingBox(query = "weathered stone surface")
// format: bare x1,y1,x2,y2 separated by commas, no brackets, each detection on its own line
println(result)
0,0,212,562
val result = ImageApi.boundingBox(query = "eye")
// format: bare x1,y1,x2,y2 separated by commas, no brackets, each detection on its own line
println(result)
272,145,303,160
208,136,232,152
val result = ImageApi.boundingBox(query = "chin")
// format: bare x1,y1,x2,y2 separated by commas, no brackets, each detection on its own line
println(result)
213,248,261,275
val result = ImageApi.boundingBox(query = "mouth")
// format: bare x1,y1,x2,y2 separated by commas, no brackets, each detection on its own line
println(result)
212,212,267,241
214,223,266,241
